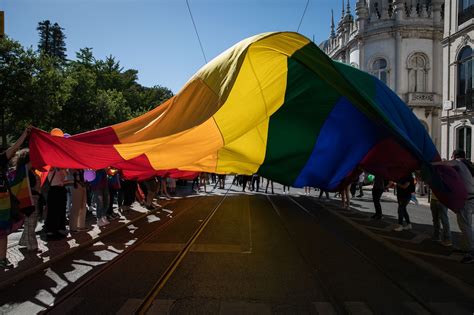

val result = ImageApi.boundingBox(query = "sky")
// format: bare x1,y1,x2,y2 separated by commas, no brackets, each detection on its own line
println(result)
2,0,345,93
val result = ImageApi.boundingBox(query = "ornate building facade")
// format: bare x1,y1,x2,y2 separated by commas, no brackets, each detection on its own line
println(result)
320,0,444,149
441,0,474,160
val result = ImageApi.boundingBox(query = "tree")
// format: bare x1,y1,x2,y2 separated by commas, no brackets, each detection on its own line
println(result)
37,20,67,63
30,55,69,130
37,20,52,55
0,37,36,147
51,23,67,62
1,24,174,142
75,47,95,67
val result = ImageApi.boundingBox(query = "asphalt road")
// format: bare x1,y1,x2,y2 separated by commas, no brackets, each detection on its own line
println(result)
1,187,473,314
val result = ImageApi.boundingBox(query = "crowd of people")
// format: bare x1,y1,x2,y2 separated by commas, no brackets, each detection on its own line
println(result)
0,128,473,269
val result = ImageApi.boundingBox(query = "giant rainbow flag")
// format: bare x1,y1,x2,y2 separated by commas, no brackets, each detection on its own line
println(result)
29,32,464,208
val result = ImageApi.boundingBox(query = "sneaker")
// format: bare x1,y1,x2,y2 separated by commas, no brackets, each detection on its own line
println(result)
393,224,404,232
97,217,110,227
440,240,453,247
0,258,13,269
403,224,412,230
460,254,474,264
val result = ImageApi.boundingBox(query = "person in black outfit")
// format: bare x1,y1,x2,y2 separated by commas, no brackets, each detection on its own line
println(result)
242,175,251,192
120,178,137,213
251,174,260,192
394,174,415,231
371,175,385,220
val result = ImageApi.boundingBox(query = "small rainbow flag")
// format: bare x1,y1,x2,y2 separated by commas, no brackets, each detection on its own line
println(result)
8,165,34,211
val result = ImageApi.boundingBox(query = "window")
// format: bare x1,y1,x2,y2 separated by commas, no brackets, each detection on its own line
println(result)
459,0,474,25
457,46,473,109
408,53,428,92
371,58,388,84
457,126,472,159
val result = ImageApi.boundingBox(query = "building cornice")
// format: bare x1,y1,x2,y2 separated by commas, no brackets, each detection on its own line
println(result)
441,22,474,45
326,25,443,57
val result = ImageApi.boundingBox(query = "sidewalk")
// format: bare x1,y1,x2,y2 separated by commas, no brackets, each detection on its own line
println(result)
0,192,182,290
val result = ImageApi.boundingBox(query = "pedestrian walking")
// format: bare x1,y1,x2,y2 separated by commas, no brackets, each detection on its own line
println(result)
430,191,452,246
371,175,385,220
44,166,72,239
90,169,110,227
69,169,88,232
251,174,260,192
437,150,474,263
265,178,274,194
16,149,41,251
393,174,415,231
318,189,330,199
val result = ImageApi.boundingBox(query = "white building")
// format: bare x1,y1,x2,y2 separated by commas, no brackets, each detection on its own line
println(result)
441,0,474,160
320,0,445,149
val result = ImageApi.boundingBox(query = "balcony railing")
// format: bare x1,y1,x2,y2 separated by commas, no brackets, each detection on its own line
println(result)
458,5,474,26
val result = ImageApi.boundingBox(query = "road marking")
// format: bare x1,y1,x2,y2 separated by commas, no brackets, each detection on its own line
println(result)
344,301,373,315
312,302,337,314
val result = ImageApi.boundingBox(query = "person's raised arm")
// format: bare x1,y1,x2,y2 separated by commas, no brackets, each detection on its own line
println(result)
5,127,31,160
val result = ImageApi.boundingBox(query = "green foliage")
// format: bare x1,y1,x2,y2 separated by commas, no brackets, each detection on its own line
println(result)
0,32,174,146
37,20,67,64
0,37,36,145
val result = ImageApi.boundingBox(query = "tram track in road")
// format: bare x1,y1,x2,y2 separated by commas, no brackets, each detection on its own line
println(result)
38,204,186,313
294,195,473,314
267,194,443,315
40,192,222,314
42,183,233,315
266,195,348,315
308,196,474,302
135,183,233,314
